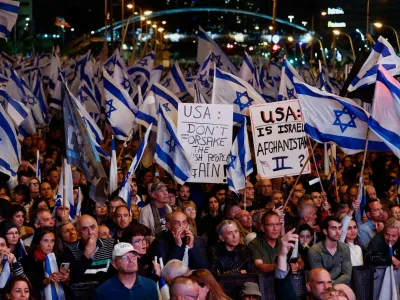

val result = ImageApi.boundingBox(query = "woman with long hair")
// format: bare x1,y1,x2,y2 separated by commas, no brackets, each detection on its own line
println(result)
55,220,78,254
198,196,224,247
3,276,34,300
0,222,26,262
10,205,34,240
12,185,31,213
181,201,198,236
190,269,231,300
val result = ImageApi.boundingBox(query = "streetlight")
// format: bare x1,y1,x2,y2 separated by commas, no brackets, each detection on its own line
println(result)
287,36,294,42
310,11,327,65
162,21,167,25
374,22,400,52
333,30,356,62
126,3,133,9
144,10,152,16
255,26,259,30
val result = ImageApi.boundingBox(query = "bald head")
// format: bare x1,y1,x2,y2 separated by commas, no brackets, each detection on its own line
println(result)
170,276,199,300
78,214,98,242
306,268,332,299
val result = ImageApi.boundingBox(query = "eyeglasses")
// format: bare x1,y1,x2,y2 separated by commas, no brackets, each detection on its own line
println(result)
132,238,150,244
371,208,384,213
246,187,255,191
263,223,282,228
30,182,39,186
259,185,272,188
116,253,137,261
392,212,400,215
184,208,196,213
180,293,199,299
6,231,19,236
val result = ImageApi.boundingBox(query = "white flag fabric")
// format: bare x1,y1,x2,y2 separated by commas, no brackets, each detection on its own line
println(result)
0,257,11,288
127,52,155,95
0,0,19,40
36,150,41,180
109,136,118,195
226,118,253,193
278,58,303,101
119,124,152,206
348,36,400,92
44,253,66,300
294,78,390,154
369,65,400,159
155,105,192,185
0,103,20,177
239,52,260,91
160,62,189,94
55,159,75,220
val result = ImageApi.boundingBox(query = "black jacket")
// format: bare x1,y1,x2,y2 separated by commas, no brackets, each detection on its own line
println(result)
150,231,210,270
365,233,400,266
210,243,254,275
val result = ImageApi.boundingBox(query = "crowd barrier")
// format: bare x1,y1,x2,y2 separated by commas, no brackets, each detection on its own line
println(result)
0,266,391,299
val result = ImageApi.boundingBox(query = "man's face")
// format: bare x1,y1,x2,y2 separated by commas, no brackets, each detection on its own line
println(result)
48,170,60,186
38,139,46,152
235,210,252,229
391,206,400,221
98,225,112,239
303,206,317,226
299,230,312,246
384,227,400,246
271,192,283,206
79,217,99,242
178,185,190,202
115,207,130,229
263,215,281,241
245,182,255,200
109,200,125,219
228,206,241,219
112,251,138,274
307,269,333,299
347,187,358,203
130,181,138,197
19,176,30,186
38,211,55,228
339,186,348,202
40,182,53,199
366,187,377,200
215,189,226,204
257,179,273,197
168,213,189,239
221,223,240,248
152,187,169,204
367,201,385,222
311,192,322,207
324,220,342,242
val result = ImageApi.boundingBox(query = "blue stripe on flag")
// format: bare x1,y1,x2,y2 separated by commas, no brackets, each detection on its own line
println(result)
215,68,246,89
369,118,400,149
104,76,136,114
0,158,16,176
152,85,179,109
0,111,19,157
171,65,186,92
155,144,190,182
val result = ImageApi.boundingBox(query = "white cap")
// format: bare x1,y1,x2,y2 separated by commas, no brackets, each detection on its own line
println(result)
112,243,138,261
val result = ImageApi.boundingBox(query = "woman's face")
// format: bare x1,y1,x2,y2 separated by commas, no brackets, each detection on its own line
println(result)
130,205,140,220
299,229,312,246
51,151,58,161
29,179,40,193
131,235,148,256
346,220,358,241
143,172,153,185
13,212,24,228
6,228,19,245
94,203,108,217
209,197,219,213
13,192,25,204
0,237,7,251
61,223,77,244
184,206,196,220
7,280,30,300
388,186,396,199
40,232,55,254
56,206,70,221
37,201,49,210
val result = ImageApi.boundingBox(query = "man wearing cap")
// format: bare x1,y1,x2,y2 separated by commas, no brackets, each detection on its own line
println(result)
240,282,262,300
95,242,158,299
139,182,172,237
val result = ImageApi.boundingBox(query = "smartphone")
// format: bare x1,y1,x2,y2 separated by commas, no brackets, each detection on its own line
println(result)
60,263,70,272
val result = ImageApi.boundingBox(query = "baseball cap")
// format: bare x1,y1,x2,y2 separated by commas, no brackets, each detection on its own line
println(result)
112,242,138,261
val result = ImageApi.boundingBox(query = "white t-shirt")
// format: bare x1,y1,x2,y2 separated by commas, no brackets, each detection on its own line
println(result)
347,242,363,266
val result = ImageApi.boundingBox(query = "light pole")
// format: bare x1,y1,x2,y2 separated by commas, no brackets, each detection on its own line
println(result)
333,30,356,62
310,11,326,65
366,0,371,39
374,22,400,52
268,0,278,65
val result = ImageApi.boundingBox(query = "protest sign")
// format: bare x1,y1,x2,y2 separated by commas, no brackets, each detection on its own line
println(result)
250,100,310,179
178,103,233,183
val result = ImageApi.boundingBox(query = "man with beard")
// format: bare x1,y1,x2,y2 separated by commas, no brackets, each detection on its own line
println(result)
358,199,386,250
308,216,352,285
40,182,55,210
211,220,254,275
95,243,157,299
177,184,191,206
112,206,131,240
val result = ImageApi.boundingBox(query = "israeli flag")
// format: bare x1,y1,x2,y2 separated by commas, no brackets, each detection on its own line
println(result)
48,48,61,95
0,0,19,40
109,136,118,195
267,60,281,88
55,159,75,220
69,50,91,95
301,66,316,87
0,101,21,177
149,64,163,87
113,56,133,97
103,49,118,76
294,78,390,154
155,105,192,185
48,70,65,110
194,53,213,104
75,187,82,216
0,257,11,288
127,52,155,94
31,69,49,124
239,52,260,91
119,124,152,206
160,62,189,95
197,26,238,75
44,253,66,300
348,36,400,92
103,69,137,140
0,89,28,128
0,51,15,65
226,118,253,193
36,150,41,180
369,65,400,159
20,76,46,126
136,83,180,130
278,58,303,101
212,68,266,123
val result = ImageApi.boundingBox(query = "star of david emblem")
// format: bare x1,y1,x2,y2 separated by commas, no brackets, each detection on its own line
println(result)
287,87,295,99
165,135,177,153
121,78,131,89
163,78,172,88
332,107,357,133
26,95,36,106
198,73,210,88
105,99,117,119
21,98,28,106
81,94,89,102
162,103,171,112
233,91,254,111
226,153,237,169
132,74,141,85
138,59,148,67
211,53,223,68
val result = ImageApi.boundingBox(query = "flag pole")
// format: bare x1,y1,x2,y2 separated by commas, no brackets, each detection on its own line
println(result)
283,142,319,210
329,143,340,203
117,127,134,161
244,177,247,211
308,137,325,194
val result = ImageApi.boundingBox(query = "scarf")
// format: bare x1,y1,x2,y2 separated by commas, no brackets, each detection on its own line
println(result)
150,201,163,236
34,249,47,262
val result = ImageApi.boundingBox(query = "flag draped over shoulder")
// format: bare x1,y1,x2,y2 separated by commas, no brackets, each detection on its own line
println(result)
0,0,19,40
294,78,390,154
44,253,66,300
226,118,253,193
155,105,192,185
63,85,108,205
369,65,400,159
0,257,11,288
119,124,152,206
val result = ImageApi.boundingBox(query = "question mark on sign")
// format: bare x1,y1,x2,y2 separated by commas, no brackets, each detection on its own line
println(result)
298,154,305,167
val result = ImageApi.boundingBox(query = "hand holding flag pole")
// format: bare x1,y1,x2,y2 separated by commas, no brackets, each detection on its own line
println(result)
329,144,340,203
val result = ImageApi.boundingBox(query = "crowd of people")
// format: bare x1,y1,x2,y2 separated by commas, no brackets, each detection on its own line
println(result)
0,121,399,300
